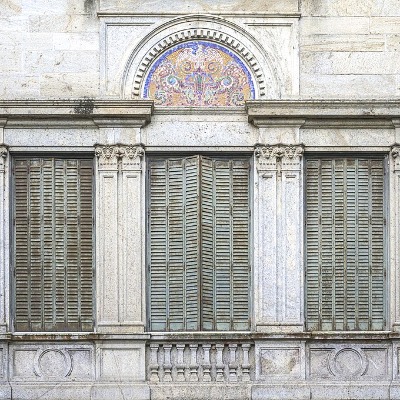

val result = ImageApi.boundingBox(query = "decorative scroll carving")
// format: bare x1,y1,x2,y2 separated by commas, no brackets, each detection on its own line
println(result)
95,144,145,171
392,144,400,171
255,144,303,172
95,145,120,169
0,145,8,173
120,144,145,170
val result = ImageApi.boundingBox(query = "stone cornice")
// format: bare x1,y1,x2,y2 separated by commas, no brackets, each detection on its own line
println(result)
0,99,154,127
247,100,400,127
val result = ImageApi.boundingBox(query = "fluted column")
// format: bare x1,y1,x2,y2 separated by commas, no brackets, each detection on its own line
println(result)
0,144,8,332
95,144,145,333
254,144,304,332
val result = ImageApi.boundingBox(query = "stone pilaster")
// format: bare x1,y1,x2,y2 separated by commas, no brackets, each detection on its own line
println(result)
254,144,304,332
0,145,8,333
391,144,400,331
95,144,145,333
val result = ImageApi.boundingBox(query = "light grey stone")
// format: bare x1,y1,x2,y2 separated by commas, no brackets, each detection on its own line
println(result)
301,16,370,35
302,51,400,75
300,128,395,147
91,383,150,400
371,17,400,34
99,0,299,14
40,72,99,97
97,342,146,381
9,343,95,381
53,32,99,51
252,384,310,400
301,0,400,17
307,344,390,381
29,14,98,33
150,384,251,400
301,34,386,52
300,73,398,98
309,384,390,400
23,50,99,74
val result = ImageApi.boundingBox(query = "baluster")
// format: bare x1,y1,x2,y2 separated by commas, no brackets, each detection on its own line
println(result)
202,344,212,382
189,344,199,382
215,344,225,382
149,343,160,383
228,344,238,382
241,344,251,382
176,343,186,382
163,344,173,382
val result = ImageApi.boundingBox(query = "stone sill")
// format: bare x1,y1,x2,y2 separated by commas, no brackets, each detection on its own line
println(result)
1,331,398,342
0,333,151,341
247,99,400,123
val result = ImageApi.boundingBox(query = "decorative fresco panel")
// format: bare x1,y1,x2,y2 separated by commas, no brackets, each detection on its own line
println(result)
143,41,255,106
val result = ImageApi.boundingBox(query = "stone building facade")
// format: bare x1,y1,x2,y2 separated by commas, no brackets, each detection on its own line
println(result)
1,0,400,399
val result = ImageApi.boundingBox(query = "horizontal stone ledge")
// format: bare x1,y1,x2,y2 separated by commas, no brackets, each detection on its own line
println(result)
246,99,400,124
149,331,396,341
0,333,151,341
0,99,154,125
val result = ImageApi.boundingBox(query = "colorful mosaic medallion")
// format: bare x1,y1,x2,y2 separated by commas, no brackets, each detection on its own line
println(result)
143,41,255,106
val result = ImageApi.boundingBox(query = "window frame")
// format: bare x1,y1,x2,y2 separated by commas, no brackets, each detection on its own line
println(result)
304,152,389,332
10,153,96,333
145,152,254,332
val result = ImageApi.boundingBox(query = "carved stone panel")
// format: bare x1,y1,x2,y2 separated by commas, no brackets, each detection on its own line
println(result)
9,344,94,381
256,342,305,381
97,342,146,382
307,344,390,381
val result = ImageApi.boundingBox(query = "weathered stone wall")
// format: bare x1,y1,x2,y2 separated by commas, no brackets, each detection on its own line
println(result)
2,0,400,99
300,0,400,98
0,0,99,99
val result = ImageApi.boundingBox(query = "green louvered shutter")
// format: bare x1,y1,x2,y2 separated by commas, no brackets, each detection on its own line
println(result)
149,157,200,331
306,157,386,331
200,157,215,330
231,159,251,330
202,159,251,331
14,157,94,332
150,156,250,332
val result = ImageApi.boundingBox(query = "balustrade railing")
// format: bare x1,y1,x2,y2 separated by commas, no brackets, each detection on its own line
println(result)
148,341,254,383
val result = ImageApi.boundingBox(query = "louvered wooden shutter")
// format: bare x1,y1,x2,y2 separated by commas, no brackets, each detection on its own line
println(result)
149,156,250,332
14,157,94,332
149,157,201,331
200,158,250,331
306,157,386,331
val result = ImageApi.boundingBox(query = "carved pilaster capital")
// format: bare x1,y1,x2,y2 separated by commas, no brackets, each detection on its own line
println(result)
391,144,400,171
95,144,145,171
255,144,303,171
0,145,8,173
95,144,120,170
280,144,304,170
119,144,145,171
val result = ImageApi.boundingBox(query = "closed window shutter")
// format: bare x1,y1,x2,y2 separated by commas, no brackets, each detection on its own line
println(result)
306,157,386,331
149,156,250,332
149,157,201,331
14,157,94,332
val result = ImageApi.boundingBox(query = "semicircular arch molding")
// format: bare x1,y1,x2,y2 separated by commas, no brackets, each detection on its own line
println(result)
122,15,284,100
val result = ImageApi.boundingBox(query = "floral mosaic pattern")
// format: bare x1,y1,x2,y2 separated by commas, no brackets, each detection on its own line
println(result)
143,41,255,107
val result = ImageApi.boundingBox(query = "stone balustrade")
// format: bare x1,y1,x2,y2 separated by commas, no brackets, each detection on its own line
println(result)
148,341,254,383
